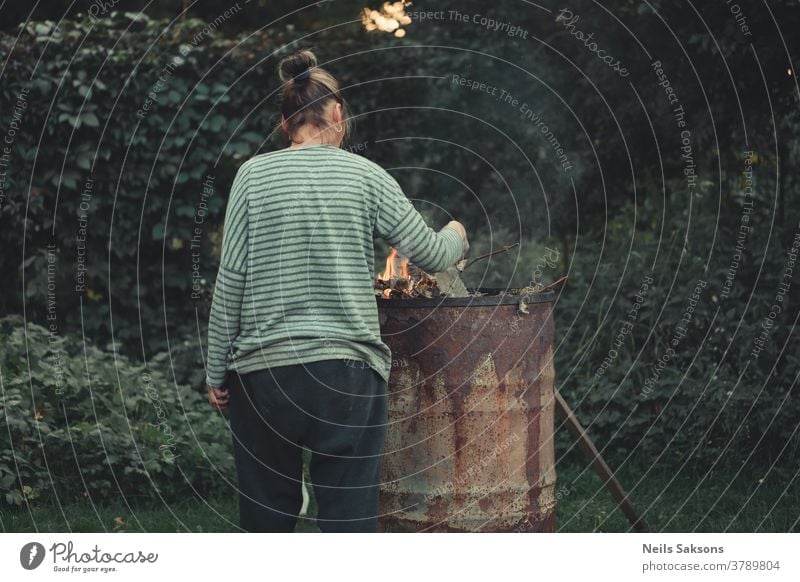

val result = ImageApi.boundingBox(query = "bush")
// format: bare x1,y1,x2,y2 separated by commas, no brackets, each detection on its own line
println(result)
0,315,233,508
0,12,575,359
552,199,800,469
2,8,798,482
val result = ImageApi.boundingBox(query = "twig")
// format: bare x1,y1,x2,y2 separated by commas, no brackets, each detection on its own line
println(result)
539,275,568,293
461,242,520,271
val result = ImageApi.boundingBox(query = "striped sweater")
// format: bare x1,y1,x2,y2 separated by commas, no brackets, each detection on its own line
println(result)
205,144,464,387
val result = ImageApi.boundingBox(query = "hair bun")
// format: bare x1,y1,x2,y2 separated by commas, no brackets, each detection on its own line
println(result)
279,49,318,83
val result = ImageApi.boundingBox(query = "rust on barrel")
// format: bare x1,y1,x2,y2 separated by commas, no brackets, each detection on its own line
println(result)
376,290,557,532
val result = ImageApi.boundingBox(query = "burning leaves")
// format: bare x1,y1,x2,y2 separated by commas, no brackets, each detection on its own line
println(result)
374,242,557,300
375,248,441,298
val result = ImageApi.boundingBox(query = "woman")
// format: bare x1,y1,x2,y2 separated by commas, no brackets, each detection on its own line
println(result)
204,49,468,533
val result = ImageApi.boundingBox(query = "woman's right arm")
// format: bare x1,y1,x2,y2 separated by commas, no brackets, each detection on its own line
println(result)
373,170,467,273
205,163,251,389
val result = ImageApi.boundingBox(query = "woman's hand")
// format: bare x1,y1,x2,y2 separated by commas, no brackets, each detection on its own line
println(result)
207,384,230,410
445,220,470,259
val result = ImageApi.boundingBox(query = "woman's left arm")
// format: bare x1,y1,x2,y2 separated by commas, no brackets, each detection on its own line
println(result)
205,163,251,389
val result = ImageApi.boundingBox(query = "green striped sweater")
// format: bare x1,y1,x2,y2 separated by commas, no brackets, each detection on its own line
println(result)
205,144,464,387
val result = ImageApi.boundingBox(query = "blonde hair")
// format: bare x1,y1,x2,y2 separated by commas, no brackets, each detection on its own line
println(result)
278,49,351,145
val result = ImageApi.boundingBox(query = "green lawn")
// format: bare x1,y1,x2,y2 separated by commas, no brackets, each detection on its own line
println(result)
2,458,796,533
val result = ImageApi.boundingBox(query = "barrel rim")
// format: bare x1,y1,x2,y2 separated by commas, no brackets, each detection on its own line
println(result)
376,288,555,308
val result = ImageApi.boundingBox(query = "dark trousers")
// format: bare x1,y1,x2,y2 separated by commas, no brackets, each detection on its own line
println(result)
227,359,388,532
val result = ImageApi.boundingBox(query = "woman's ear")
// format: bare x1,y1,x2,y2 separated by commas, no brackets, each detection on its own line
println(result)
280,116,288,134
332,102,343,126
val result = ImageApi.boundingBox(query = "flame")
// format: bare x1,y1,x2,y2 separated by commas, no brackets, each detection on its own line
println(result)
375,246,441,299
379,247,409,280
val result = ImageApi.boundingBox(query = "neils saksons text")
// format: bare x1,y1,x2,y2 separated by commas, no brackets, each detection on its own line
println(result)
643,544,724,554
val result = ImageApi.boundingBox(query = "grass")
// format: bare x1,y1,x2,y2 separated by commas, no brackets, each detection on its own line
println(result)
2,455,797,533
551,452,799,532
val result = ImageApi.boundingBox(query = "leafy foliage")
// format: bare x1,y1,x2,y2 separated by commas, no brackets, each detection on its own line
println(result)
1,2,798,487
0,315,233,508
552,199,800,468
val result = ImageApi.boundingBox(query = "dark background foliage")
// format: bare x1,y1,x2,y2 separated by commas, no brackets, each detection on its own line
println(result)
1,1,798,507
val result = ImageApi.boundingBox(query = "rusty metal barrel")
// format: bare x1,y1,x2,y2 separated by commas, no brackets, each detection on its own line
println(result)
376,290,557,532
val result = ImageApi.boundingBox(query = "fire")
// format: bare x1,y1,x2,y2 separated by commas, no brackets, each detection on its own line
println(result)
376,247,439,299
379,247,409,281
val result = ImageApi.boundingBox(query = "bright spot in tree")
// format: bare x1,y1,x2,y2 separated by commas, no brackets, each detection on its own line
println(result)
362,1,412,36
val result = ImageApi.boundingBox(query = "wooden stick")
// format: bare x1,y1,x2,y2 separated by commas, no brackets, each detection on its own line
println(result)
462,242,520,270
539,275,568,293
554,390,650,532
